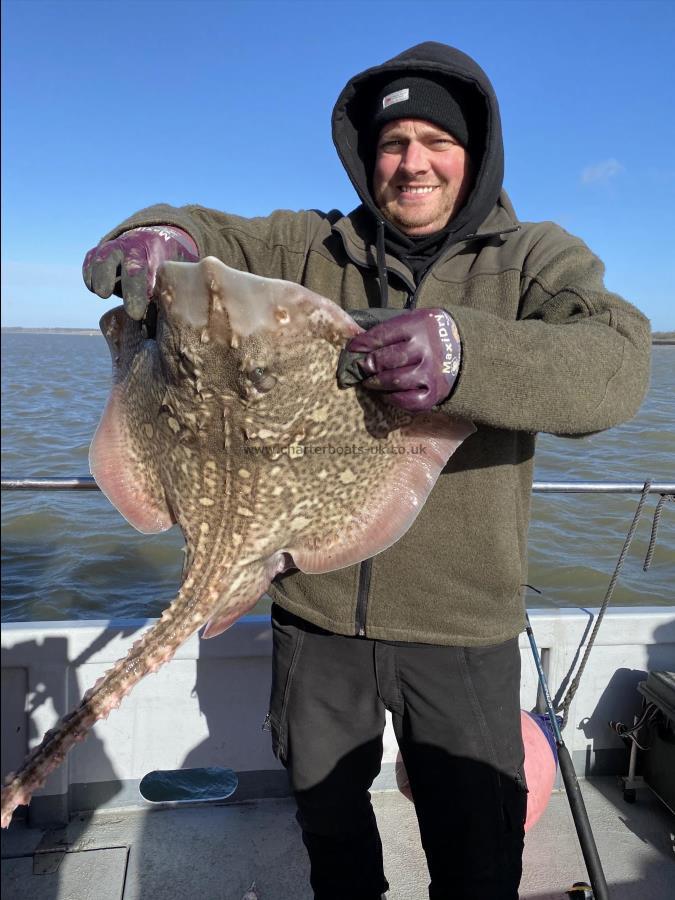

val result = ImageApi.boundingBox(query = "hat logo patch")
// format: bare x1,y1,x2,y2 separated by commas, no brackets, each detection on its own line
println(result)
382,88,409,108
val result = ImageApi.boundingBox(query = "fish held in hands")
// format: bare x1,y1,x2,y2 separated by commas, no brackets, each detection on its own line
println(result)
1,258,474,827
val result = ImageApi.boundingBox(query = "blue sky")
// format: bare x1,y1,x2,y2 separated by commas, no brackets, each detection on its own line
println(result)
2,0,674,329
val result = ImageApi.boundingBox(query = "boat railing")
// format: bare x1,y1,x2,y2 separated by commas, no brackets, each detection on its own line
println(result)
1,477,674,493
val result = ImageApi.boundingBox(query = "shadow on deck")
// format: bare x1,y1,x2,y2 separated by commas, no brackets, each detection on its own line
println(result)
2,777,673,899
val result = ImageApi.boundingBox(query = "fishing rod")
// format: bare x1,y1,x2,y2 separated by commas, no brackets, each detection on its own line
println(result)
525,613,609,900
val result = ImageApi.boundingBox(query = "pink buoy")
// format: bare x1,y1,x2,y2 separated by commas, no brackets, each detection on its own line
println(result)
521,710,557,831
395,709,557,833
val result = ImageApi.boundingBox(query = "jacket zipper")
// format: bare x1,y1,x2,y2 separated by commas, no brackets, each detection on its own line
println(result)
406,265,435,309
354,558,373,636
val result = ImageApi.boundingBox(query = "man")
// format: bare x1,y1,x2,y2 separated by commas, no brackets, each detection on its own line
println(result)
83,42,650,900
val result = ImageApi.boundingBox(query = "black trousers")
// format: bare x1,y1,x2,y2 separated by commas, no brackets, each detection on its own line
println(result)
269,604,527,900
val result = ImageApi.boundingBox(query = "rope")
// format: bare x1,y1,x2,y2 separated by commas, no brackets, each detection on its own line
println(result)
643,492,674,571
557,479,653,729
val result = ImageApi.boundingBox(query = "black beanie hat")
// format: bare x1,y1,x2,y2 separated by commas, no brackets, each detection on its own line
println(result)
372,75,469,148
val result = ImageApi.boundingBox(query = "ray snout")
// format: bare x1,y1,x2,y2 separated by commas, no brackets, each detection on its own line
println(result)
155,258,360,346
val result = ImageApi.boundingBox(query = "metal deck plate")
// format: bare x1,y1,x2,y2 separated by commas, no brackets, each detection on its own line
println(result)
2,847,128,900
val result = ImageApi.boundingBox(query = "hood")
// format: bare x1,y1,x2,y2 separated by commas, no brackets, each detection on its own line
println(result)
331,42,505,245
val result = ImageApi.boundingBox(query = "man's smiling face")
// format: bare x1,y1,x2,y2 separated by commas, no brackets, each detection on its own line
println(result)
373,119,472,236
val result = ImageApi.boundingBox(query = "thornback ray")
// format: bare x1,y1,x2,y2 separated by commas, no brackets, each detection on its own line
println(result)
1,258,475,827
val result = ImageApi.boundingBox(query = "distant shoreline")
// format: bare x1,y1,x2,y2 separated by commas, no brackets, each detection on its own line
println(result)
2,326,674,345
2,327,100,336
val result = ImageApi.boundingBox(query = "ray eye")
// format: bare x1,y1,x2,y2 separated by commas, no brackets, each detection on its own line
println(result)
248,366,276,393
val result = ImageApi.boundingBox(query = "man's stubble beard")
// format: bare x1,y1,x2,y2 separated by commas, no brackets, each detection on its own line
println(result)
379,192,458,236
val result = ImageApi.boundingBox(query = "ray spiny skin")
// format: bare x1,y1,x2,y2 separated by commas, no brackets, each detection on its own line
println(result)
1,259,473,828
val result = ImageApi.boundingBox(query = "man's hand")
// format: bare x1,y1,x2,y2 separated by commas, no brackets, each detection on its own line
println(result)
82,226,199,320
342,308,461,411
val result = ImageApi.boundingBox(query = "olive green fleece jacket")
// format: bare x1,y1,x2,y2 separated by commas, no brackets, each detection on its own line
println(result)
101,192,651,645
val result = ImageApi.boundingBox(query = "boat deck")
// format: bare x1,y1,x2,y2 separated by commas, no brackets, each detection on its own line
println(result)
2,776,673,900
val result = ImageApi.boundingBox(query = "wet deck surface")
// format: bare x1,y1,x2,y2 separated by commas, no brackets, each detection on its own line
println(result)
2,777,673,899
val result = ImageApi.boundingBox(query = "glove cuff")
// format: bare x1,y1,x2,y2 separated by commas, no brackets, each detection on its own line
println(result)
436,309,461,384
126,225,199,257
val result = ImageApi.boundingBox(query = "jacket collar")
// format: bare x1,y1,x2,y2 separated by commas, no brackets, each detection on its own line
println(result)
332,190,520,290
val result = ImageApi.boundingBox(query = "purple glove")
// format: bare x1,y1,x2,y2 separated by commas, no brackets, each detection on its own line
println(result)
82,226,199,320
346,308,461,411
